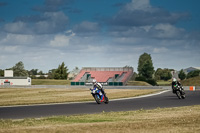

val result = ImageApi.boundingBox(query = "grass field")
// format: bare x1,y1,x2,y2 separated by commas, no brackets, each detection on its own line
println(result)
0,88,161,106
0,105,199,133
181,76,200,86
157,80,171,86
126,81,151,86
0,87,199,132
31,79,70,85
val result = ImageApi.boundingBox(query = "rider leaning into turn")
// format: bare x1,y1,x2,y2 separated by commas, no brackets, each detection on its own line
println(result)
171,78,184,93
92,79,107,102
92,79,105,94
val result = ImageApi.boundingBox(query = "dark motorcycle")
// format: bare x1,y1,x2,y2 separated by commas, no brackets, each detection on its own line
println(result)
90,87,109,104
173,84,185,99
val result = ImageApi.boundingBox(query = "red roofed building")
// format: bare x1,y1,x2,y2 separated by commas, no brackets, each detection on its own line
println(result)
71,67,133,86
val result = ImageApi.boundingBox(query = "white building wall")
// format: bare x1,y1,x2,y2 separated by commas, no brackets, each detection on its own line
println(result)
4,70,13,77
0,77,31,85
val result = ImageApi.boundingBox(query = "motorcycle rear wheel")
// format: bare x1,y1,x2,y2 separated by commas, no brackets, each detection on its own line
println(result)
104,96,109,104
181,94,185,99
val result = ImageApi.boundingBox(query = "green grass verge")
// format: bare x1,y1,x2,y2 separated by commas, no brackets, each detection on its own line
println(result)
181,76,200,86
157,80,171,86
31,79,70,85
0,105,199,133
0,88,161,106
127,81,151,86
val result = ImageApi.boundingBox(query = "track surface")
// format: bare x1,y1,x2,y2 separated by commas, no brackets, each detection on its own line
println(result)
0,90,199,119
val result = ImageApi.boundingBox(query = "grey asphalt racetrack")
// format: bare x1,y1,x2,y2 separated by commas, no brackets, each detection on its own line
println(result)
0,90,199,119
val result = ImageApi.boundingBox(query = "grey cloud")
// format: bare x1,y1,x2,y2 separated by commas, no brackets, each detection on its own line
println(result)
0,18,4,22
108,1,189,27
112,2,126,8
73,21,101,36
67,8,82,14
14,15,47,23
108,24,186,40
44,0,74,6
32,0,74,12
32,6,59,13
109,9,189,27
3,12,69,34
0,2,7,6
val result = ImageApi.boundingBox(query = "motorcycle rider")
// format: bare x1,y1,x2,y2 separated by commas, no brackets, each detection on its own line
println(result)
92,79,105,94
171,78,184,93
91,79,106,101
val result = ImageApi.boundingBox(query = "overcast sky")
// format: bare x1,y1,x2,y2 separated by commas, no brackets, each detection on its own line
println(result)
0,0,199,73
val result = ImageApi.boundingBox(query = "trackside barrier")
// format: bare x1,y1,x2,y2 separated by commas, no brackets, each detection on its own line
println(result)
71,82,123,86
71,82,85,86
190,86,195,91
0,85,199,90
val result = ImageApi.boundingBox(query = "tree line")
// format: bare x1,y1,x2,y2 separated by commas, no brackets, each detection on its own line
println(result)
135,53,200,85
0,61,70,80
0,54,199,82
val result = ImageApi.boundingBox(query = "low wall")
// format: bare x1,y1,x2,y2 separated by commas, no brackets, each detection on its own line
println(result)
0,85,199,90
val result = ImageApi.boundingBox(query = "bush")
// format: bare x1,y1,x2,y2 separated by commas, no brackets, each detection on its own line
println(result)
178,69,186,80
155,68,172,81
146,79,158,86
187,70,200,79
135,76,157,86
135,76,146,81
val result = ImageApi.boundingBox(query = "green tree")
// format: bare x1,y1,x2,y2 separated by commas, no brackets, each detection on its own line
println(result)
0,69,4,76
155,68,162,80
137,53,157,86
155,68,172,81
48,69,56,79
137,53,154,80
28,69,38,76
54,62,69,79
178,69,186,80
161,69,172,81
38,70,44,75
187,70,200,79
12,61,28,76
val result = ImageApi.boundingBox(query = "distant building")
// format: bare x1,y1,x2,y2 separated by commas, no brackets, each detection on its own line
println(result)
35,75,48,78
0,70,31,85
71,67,134,86
183,67,200,74
171,67,200,80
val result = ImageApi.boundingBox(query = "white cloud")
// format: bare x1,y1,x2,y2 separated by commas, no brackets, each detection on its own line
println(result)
50,33,75,47
0,0,199,73
152,23,185,38
0,33,34,45
126,0,152,11
3,46,19,53
153,47,168,53
4,21,29,34
109,0,188,27
3,12,69,34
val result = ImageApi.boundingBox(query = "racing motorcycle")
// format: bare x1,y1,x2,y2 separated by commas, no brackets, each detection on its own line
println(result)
173,84,185,99
90,87,109,104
